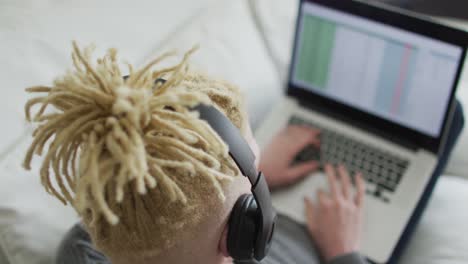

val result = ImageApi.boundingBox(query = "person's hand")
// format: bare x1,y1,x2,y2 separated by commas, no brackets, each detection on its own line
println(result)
304,164,365,262
259,125,320,188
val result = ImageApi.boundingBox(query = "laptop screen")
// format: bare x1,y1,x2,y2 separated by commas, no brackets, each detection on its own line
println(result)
291,1,463,138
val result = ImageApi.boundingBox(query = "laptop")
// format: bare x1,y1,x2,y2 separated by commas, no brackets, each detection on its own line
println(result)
255,0,467,263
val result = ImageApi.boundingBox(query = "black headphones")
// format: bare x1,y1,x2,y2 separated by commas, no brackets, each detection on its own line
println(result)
124,76,277,261
194,104,277,261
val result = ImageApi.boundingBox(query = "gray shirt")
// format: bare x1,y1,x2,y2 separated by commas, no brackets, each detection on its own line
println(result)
56,214,368,264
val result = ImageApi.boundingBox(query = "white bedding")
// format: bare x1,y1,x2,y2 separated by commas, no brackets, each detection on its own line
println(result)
155,0,281,128
0,0,221,159
398,175,468,264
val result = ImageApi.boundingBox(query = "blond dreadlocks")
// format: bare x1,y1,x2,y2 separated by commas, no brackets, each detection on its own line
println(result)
23,41,245,230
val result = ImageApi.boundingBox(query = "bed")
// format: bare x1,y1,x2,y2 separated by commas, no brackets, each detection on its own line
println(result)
0,0,467,263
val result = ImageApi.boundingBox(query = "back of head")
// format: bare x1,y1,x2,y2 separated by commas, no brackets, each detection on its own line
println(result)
23,42,250,262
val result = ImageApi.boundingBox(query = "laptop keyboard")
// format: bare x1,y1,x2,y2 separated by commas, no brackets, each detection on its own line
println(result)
289,116,409,202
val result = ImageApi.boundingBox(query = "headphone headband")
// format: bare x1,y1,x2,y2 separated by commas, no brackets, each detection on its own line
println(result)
194,104,276,260
194,104,257,181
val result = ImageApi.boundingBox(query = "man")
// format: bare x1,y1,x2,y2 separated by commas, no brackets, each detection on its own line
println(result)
27,44,460,264
55,125,367,264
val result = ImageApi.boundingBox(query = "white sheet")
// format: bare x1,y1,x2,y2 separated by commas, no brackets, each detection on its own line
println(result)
0,0,221,160
156,0,282,128
399,175,468,264
0,137,78,264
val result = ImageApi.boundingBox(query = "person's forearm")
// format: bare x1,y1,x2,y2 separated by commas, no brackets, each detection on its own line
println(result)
328,252,370,264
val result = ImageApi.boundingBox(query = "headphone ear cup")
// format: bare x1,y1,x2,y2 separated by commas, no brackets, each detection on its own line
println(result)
227,194,258,261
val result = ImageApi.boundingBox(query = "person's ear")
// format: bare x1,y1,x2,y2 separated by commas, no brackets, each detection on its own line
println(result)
219,223,230,257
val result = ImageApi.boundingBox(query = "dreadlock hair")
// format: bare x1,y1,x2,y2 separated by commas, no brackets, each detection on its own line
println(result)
23,41,248,258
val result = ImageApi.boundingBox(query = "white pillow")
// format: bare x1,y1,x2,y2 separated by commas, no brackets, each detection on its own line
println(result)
0,0,222,158
250,0,468,179
249,0,299,83
0,137,78,264
399,176,468,264
155,0,282,129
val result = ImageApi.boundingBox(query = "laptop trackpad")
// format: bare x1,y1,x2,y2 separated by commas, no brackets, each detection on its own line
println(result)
271,172,330,224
